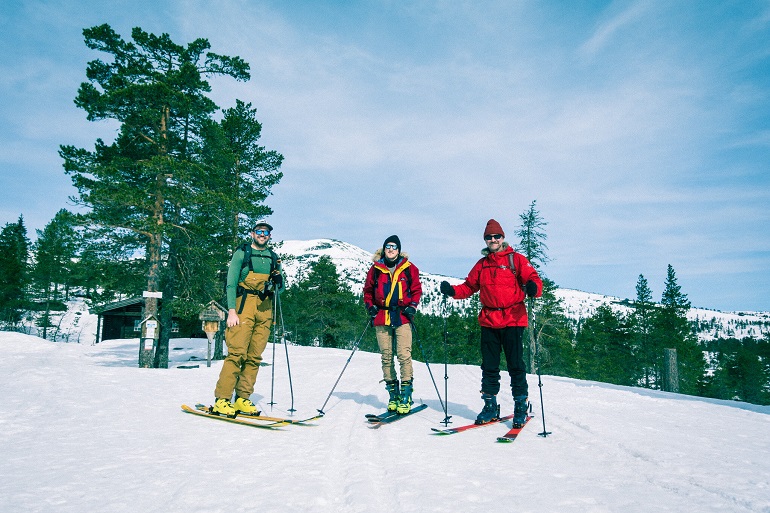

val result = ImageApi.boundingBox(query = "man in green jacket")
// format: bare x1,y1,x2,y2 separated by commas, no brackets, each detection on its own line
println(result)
212,220,284,416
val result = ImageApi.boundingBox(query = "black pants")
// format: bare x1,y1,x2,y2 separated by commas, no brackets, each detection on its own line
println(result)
480,326,528,398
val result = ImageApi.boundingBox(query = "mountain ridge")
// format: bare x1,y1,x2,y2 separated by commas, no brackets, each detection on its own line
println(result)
275,238,770,342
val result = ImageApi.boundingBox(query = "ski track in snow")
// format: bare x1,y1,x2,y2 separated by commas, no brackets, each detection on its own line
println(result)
1,334,769,513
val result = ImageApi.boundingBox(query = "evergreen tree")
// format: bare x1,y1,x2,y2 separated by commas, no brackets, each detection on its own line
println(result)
59,25,280,367
281,256,367,348
514,200,549,270
514,200,558,372
654,265,706,395
630,274,657,387
0,216,30,327
31,210,80,339
574,305,636,385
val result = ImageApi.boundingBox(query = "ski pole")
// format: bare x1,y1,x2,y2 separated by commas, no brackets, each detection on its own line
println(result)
407,318,447,419
276,292,296,413
268,286,278,408
316,317,373,416
441,295,451,426
529,298,551,437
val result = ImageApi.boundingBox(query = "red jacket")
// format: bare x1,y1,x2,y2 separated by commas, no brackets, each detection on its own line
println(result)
363,251,422,327
452,244,542,328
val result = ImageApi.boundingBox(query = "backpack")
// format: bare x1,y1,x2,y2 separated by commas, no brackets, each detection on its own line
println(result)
239,242,279,275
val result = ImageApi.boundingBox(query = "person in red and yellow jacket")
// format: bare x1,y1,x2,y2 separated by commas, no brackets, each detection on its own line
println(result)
363,235,423,414
440,219,542,427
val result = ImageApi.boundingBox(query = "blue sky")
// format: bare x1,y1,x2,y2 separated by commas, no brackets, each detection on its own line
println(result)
1,1,769,312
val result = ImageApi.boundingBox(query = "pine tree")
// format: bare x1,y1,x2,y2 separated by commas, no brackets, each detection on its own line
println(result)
574,305,636,385
631,274,657,387
654,265,706,395
31,210,80,339
281,256,367,348
514,200,562,373
514,200,550,271
60,25,280,367
0,216,30,327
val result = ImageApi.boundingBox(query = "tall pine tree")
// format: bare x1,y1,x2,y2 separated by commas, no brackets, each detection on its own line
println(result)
654,265,706,394
0,216,30,327
60,25,281,367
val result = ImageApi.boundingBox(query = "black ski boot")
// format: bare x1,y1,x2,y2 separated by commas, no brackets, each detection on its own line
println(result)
513,395,529,427
475,393,500,425
385,380,400,412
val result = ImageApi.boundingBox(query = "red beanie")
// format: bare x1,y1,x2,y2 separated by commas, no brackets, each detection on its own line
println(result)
484,219,505,238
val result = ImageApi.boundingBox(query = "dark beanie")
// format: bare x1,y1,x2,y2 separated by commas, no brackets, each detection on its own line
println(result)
382,235,401,253
484,219,505,238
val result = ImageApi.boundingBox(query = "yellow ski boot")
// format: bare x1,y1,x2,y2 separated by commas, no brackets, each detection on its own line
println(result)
233,397,258,415
212,398,236,416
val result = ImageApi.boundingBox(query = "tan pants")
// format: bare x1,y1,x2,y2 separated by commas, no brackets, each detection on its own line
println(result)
214,273,273,400
375,324,413,382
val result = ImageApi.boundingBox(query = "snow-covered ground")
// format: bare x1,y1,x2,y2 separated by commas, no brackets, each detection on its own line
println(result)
1,332,768,513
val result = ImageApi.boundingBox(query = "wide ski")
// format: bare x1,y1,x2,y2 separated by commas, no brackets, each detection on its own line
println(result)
366,403,428,424
431,414,515,435
496,415,533,443
181,404,286,429
194,404,320,425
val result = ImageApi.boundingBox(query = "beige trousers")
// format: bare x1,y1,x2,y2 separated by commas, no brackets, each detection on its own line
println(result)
214,272,273,400
375,324,413,382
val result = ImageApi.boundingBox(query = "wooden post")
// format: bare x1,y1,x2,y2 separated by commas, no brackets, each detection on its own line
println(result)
663,348,679,393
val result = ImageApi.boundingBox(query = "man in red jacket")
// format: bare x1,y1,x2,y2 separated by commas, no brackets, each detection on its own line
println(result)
440,219,542,426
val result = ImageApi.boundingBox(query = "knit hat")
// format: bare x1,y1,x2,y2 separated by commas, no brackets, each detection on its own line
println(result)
382,235,401,253
483,219,505,238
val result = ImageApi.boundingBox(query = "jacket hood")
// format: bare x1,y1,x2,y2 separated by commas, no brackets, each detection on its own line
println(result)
481,241,511,256
372,248,409,263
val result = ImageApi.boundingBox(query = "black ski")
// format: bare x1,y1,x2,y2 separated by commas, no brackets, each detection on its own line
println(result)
366,403,427,424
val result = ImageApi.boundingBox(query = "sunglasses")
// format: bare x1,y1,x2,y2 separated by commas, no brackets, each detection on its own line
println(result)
384,243,399,250
254,229,271,236
484,234,503,241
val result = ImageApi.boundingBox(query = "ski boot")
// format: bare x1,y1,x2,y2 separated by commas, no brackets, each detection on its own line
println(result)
212,398,236,417
385,380,400,412
513,395,529,427
233,396,258,415
397,380,413,414
475,393,500,425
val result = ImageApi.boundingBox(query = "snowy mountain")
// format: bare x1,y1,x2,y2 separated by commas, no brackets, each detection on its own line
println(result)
276,239,770,342
1,331,768,513
22,238,769,346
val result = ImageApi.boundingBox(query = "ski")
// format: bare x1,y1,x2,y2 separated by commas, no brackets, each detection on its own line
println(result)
496,415,533,443
181,404,286,429
365,410,398,422
431,414,515,435
194,404,320,425
366,403,428,424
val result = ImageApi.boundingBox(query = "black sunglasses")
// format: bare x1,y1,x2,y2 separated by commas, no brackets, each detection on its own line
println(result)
484,234,503,241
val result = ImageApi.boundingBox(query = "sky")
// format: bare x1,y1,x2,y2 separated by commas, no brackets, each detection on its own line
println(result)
2,330,769,512
1,0,769,312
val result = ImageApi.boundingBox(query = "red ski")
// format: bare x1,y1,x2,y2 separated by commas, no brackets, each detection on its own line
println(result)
431,414,515,435
496,415,533,443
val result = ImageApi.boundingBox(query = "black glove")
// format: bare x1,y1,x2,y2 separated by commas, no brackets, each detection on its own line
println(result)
525,280,538,298
367,305,379,318
270,273,283,288
403,306,416,320
440,281,455,297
